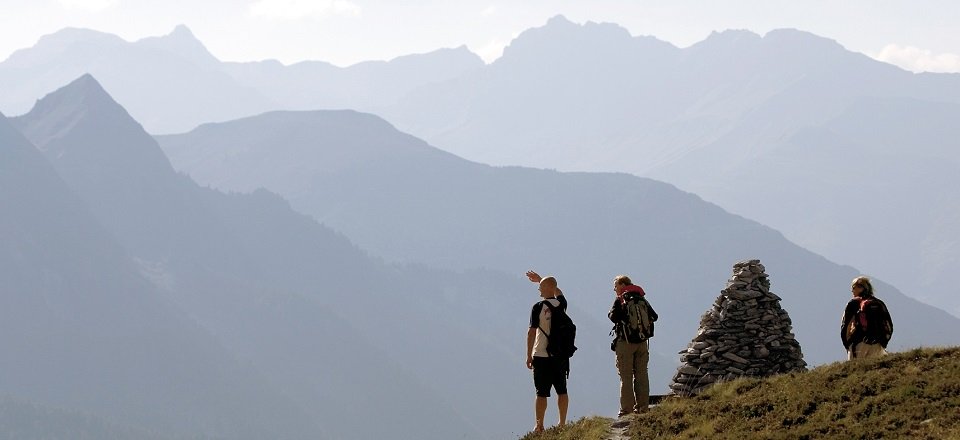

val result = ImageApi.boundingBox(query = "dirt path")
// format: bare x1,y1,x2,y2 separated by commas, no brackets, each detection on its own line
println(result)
603,415,635,440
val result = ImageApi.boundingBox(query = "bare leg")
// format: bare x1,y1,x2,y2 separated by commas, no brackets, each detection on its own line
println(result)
534,396,547,433
557,394,569,427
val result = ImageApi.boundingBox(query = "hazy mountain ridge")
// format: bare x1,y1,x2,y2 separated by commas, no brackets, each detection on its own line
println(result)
4,14,960,436
222,45,484,114
9,19,958,314
379,16,960,317
7,75,552,439
158,107,960,422
0,110,320,439
0,27,271,134
0,25,484,134
388,17,960,171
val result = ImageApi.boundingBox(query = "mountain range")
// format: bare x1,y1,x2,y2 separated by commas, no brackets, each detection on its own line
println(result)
3,76,524,439
0,25,482,135
380,16,960,317
4,17,958,318
157,103,960,368
10,73,958,438
5,15,960,437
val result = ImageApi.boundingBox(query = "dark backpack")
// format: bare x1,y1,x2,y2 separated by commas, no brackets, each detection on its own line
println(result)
622,292,654,343
855,297,886,334
539,301,577,358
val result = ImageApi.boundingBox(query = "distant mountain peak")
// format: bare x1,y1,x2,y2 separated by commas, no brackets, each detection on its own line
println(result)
4,27,124,65
545,14,576,27
38,27,125,45
137,24,220,66
707,29,762,41
15,74,141,151
14,73,175,178
498,14,643,64
691,29,762,51
169,24,196,39
33,73,116,110
762,28,845,51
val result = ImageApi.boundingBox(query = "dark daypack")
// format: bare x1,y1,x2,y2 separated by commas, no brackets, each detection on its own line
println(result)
540,301,577,358
855,297,890,336
856,298,876,331
622,292,654,343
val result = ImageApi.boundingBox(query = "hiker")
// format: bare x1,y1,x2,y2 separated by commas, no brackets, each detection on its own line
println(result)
608,275,658,416
525,270,569,433
841,276,894,360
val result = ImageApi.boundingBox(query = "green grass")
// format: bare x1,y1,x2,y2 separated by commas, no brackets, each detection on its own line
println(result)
522,347,960,439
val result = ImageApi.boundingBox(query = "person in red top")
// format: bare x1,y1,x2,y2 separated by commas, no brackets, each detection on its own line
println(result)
608,274,657,416
524,270,568,434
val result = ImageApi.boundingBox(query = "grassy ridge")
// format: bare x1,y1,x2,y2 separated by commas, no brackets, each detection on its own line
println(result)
522,347,960,439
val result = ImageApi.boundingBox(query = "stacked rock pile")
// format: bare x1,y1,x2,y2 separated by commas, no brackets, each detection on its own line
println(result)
669,259,806,396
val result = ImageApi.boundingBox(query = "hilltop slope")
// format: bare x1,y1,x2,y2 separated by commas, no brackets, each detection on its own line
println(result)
526,347,960,439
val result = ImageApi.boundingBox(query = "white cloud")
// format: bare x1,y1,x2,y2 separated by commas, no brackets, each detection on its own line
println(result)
58,0,118,11
249,0,361,21
875,44,960,73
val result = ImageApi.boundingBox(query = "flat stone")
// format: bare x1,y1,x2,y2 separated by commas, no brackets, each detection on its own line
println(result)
722,352,749,364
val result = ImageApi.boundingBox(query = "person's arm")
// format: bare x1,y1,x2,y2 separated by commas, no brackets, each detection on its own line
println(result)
840,301,854,349
527,303,540,369
883,309,893,348
608,298,623,323
526,327,537,369
877,300,894,348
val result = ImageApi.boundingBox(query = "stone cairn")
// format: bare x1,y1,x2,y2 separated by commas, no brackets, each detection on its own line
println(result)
669,259,806,396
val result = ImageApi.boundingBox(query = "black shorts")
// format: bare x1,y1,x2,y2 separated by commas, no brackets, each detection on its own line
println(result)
532,356,568,397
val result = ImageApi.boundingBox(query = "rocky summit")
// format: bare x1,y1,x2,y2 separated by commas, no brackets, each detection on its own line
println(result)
670,260,806,396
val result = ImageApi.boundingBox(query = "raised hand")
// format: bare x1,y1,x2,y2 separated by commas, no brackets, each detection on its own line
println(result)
526,270,542,283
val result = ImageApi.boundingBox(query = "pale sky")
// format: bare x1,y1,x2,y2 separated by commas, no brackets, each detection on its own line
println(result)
1,0,959,73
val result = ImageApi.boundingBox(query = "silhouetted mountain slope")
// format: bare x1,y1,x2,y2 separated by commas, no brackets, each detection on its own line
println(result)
0,111,319,439
11,76,494,439
158,109,960,396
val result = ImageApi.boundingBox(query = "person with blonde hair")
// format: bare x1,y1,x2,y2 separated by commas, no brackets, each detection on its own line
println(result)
841,276,894,360
524,270,569,433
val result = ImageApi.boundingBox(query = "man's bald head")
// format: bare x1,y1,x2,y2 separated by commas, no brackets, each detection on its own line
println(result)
539,276,558,298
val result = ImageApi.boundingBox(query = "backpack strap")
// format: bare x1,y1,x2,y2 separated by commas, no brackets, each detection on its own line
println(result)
538,300,556,338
